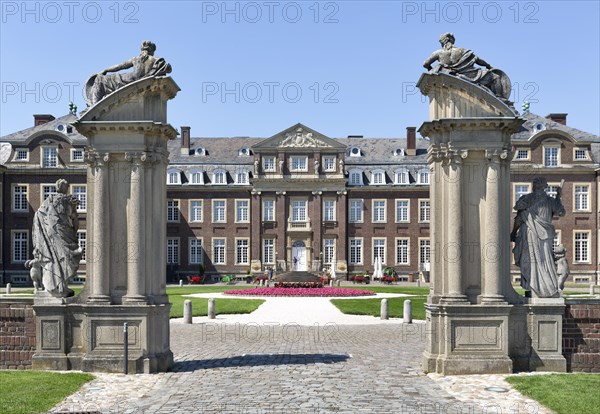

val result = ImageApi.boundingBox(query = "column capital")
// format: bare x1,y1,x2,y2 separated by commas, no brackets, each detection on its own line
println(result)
86,151,111,167
485,149,509,163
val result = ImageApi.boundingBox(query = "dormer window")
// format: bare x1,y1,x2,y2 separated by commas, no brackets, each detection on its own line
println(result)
348,169,363,186
212,169,227,185
167,169,182,185
195,147,206,156
515,149,529,160
394,148,405,157
395,168,410,185
14,149,28,161
71,149,84,162
41,146,58,168
574,148,589,160
543,145,560,167
370,170,385,185
189,169,204,185
235,169,249,185
348,147,361,157
417,168,429,185
239,147,251,156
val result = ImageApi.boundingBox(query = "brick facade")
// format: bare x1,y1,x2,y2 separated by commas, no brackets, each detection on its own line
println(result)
563,299,600,372
0,298,35,369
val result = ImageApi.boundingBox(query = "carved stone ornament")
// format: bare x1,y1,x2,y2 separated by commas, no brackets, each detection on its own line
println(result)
280,128,332,148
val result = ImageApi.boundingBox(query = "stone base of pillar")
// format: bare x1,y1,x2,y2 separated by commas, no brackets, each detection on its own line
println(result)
32,302,173,374
480,294,508,304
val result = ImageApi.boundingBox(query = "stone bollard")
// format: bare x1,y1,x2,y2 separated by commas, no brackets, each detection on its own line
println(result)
208,298,216,319
403,300,413,324
183,300,193,324
5,283,11,294
591,283,596,295
416,279,420,287
380,299,388,320
179,280,184,287
329,280,333,287
336,279,341,287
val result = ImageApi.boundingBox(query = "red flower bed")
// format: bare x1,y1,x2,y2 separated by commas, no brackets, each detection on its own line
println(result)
224,287,375,297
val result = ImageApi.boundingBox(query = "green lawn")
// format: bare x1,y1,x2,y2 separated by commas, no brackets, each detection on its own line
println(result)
506,374,600,414
331,296,427,320
166,285,263,318
346,285,431,295
0,371,94,414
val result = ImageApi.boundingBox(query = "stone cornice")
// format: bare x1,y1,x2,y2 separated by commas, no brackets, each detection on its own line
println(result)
73,121,178,140
419,117,524,136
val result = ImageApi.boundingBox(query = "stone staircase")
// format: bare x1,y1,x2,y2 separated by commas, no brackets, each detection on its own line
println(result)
276,271,321,283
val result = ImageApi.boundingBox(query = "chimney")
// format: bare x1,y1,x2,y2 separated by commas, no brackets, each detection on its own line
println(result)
180,126,191,155
406,127,416,156
33,114,55,126
546,113,567,125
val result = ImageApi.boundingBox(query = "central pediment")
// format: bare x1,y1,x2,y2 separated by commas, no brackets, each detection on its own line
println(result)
252,123,346,150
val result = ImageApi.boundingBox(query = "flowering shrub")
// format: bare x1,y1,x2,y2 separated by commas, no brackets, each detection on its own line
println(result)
224,287,375,297
274,281,323,288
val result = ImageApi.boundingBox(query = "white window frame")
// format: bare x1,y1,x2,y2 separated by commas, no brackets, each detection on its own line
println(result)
372,199,387,223
12,184,28,212
235,199,250,223
348,199,364,223
235,238,250,265
13,148,29,162
290,199,308,222
70,148,85,162
372,237,386,265
348,237,363,265
545,183,560,199
262,199,275,222
41,146,58,168
514,149,530,161
543,145,560,167
370,170,385,185
418,199,430,223
323,198,336,222
189,237,204,265
212,169,227,185
189,169,204,185
212,199,227,223
323,238,335,265
77,230,86,263
11,230,29,263
71,184,87,212
419,238,431,269
41,184,57,202
263,238,275,265
348,146,361,157
395,237,410,266
573,184,590,212
573,231,591,264
262,156,276,172
189,200,203,222
553,230,561,253
167,238,180,265
212,238,227,265
395,199,410,223
235,169,249,185
417,168,430,185
513,183,531,206
290,156,308,172
573,148,589,161
395,168,410,185
167,169,182,185
167,199,180,223
322,156,336,172
348,169,363,186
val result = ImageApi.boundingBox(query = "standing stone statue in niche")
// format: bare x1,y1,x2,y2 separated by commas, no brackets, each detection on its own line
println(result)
511,177,566,298
85,40,172,107
25,179,83,298
423,32,511,102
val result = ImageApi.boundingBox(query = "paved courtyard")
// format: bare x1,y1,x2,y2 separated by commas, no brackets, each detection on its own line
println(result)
50,296,551,414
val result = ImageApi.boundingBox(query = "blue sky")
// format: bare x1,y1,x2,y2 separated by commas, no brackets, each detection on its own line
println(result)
1,1,599,137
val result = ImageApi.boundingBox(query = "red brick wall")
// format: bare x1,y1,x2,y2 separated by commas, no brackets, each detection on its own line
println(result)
0,298,35,369
563,300,600,372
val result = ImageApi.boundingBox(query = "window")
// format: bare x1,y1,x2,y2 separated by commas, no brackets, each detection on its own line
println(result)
15,149,28,161
348,170,363,186
417,168,430,185
545,185,559,199
574,148,588,161
323,239,335,264
349,199,363,223
419,200,430,223
263,157,276,172
290,156,307,171
395,199,409,223
349,238,363,265
515,149,529,160
291,200,307,222
235,170,249,185
167,170,181,185
12,231,28,263
263,239,275,264
420,239,431,268
396,238,409,265
263,199,275,221
72,185,86,212
236,200,249,223
514,184,530,204
189,238,203,264
553,230,561,253
372,200,386,223
236,239,249,265
212,170,227,185
71,149,84,162
373,238,386,265
213,239,226,264
395,168,409,185
574,232,590,263
371,170,385,185
574,185,590,211
42,184,57,201
323,199,335,221
12,185,28,211
323,156,336,172
348,146,361,157
167,238,179,264
544,146,559,167
42,147,58,167
213,200,226,223
190,200,203,222
190,170,204,185
167,200,179,222
77,231,86,262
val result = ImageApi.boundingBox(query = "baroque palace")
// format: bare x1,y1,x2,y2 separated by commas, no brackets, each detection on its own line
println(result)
1,112,599,285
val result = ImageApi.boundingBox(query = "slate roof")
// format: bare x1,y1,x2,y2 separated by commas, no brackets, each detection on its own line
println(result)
0,113,86,144
512,112,599,143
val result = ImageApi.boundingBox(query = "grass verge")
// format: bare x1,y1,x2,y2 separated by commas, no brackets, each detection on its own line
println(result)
166,286,263,318
505,373,600,414
331,296,427,320
0,371,94,414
